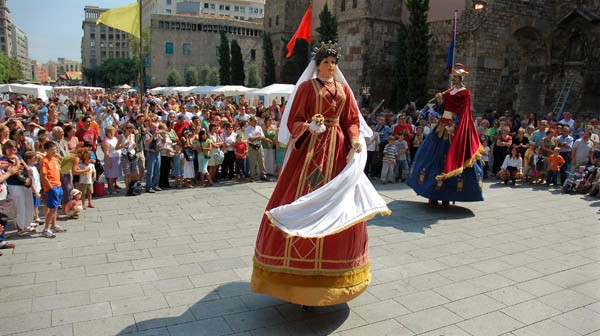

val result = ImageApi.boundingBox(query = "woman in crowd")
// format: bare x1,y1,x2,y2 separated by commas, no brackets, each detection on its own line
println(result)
262,115,278,176
1,140,35,235
513,127,529,158
158,121,176,189
101,126,122,194
207,123,222,182
220,122,237,180
120,122,139,191
196,128,213,186
499,146,523,185
492,126,512,176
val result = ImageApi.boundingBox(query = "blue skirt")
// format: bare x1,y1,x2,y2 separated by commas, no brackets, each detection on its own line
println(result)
406,126,484,202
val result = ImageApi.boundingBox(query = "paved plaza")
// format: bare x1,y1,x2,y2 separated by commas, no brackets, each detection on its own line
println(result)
0,180,599,336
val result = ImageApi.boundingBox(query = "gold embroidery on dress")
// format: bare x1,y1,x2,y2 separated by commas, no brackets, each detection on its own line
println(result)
457,176,463,192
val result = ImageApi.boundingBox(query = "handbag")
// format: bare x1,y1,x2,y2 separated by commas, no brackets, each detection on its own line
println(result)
213,148,225,164
184,148,195,161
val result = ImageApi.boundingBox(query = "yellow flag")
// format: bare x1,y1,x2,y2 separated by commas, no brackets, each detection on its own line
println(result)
96,2,140,39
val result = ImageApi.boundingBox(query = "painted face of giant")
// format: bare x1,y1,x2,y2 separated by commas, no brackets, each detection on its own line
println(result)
318,56,337,80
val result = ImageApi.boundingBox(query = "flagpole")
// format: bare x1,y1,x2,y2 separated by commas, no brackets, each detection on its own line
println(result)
449,10,457,88
139,0,144,109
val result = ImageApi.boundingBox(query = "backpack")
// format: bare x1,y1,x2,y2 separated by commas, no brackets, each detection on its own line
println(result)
128,180,143,196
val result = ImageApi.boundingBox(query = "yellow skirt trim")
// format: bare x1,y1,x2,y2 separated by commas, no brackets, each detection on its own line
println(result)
251,262,371,306
435,144,485,181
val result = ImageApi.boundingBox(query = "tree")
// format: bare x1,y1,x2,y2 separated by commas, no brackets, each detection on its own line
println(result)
0,53,24,83
246,63,261,88
184,66,198,86
394,22,409,107
262,32,276,85
405,0,431,104
166,68,180,86
218,30,231,85
199,64,211,85
281,38,310,83
94,58,138,88
316,3,338,43
230,40,245,85
206,67,220,86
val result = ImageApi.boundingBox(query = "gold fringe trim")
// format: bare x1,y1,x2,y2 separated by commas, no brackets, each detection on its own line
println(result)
265,207,392,239
252,258,371,286
435,144,485,181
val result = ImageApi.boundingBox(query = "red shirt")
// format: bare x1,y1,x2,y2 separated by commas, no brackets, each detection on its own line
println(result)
173,121,190,137
234,142,247,159
75,127,98,151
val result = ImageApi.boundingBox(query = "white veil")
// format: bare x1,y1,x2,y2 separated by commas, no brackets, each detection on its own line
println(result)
267,61,390,238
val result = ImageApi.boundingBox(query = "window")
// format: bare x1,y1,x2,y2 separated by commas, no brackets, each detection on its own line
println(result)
250,49,256,61
219,5,224,10
234,6,239,12
108,42,113,48
100,34,106,39
268,17,272,27
353,0,357,8
183,43,191,56
166,9,171,14
276,15,279,25
165,42,173,54
225,5,230,10
240,7,245,13
341,0,346,11
90,33,95,39
210,4,215,9
166,0,171,4
90,41,95,47
100,41,105,48
204,3,209,8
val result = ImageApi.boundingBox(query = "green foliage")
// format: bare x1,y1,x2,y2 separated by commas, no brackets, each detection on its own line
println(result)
0,53,24,82
184,66,198,86
219,30,231,85
262,32,276,85
394,22,409,107
230,40,245,85
166,68,180,86
199,64,211,86
405,0,431,104
316,3,338,43
206,67,220,86
246,63,261,88
93,58,138,88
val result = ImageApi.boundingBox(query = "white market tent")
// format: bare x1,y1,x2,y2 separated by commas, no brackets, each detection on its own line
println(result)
248,84,294,105
148,87,173,95
189,86,217,95
0,83,53,102
209,85,255,96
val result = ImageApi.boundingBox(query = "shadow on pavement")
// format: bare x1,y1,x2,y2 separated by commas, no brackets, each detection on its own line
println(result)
370,200,475,234
117,281,350,335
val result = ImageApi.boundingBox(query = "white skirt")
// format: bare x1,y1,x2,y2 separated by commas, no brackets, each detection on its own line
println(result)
183,160,195,178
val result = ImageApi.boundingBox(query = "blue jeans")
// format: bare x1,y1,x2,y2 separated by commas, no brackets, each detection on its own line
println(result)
145,151,161,191
235,158,246,176
395,159,410,180
546,170,559,186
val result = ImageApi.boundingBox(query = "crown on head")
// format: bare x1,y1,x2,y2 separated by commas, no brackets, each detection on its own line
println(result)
312,41,341,60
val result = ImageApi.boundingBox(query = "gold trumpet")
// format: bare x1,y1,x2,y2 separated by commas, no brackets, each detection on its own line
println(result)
427,87,453,104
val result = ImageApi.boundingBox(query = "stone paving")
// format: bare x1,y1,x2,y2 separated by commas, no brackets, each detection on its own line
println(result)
0,180,599,336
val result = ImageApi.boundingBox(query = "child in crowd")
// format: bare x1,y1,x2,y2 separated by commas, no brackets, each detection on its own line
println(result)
39,141,65,238
481,139,490,179
395,133,409,182
546,147,565,187
24,151,42,228
171,143,184,188
531,146,545,184
563,165,587,193
523,142,535,181
381,135,398,184
234,132,248,180
78,149,96,209
64,189,83,219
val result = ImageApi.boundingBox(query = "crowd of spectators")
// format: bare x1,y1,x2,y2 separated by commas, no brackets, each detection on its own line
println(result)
0,90,599,253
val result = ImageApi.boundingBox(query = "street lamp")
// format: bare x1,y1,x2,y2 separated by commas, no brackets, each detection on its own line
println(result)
473,0,487,11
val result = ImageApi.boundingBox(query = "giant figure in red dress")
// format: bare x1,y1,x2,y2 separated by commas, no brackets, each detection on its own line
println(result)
251,43,390,306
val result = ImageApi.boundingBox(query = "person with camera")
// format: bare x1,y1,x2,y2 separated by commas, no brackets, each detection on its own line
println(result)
245,116,270,182
119,123,139,191
143,121,166,193
0,140,35,236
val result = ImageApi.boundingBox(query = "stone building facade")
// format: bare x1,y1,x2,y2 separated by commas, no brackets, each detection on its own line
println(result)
148,14,263,87
428,0,600,116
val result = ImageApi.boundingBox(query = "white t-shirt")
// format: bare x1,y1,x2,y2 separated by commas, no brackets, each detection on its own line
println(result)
79,163,95,184
28,164,41,193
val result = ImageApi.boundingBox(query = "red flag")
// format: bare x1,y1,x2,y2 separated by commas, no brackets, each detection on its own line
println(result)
285,4,312,58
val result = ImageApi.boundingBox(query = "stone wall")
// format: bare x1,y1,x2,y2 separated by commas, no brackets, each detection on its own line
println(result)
149,14,263,87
